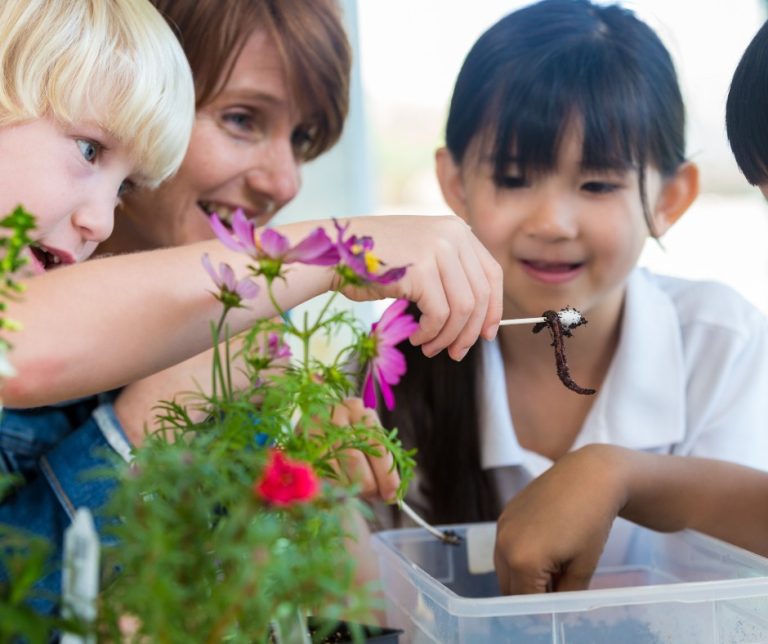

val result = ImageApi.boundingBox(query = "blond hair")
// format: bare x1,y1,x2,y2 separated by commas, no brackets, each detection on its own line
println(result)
0,0,194,187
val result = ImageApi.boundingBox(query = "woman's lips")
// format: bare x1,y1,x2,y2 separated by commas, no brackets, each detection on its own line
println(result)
520,259,584,284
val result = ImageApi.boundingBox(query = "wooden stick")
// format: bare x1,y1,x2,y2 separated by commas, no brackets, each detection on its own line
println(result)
498,316,546,326
399,501,462,545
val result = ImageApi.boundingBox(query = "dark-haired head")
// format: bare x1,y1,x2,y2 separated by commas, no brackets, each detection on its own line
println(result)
444,0,686,233
727,19,768,186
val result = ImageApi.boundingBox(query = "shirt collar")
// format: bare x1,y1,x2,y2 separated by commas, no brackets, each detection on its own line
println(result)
478,268,687,469
578,268,686,450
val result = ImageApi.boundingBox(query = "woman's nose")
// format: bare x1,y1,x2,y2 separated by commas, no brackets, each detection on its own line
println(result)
246,138,302,208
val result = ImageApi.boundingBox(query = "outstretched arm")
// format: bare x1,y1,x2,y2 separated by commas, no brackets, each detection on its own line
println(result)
3,214,501,407
494,444,768,595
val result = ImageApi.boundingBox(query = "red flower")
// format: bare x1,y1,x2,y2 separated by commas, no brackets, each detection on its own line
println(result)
254,449,320,506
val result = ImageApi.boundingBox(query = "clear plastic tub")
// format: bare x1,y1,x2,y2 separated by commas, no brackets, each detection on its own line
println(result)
371,519,768,643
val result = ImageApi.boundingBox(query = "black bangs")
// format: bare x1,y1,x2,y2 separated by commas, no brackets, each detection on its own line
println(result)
488,46,646,184
445,0,686,185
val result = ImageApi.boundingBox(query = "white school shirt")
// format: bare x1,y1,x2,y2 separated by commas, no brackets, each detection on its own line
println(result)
479,268,768,561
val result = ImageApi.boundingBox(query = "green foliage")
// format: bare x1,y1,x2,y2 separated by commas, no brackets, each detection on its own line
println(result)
0,216,416,641
96,255,415,640
0,206,34,344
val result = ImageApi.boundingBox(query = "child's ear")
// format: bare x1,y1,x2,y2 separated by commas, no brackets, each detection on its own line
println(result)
651,162,699,237
435,147,469,220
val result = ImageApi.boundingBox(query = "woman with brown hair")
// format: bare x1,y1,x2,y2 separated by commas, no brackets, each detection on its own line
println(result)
0,0,502,605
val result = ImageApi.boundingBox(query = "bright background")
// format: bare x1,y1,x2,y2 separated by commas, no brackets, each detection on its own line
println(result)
279,0,768,320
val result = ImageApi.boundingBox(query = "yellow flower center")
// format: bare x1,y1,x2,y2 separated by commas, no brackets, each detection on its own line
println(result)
364,251,380,274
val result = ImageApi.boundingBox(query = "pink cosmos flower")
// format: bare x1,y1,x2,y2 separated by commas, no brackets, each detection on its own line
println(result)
266,332,292,361
362,299,420,411
210,209,338,266
334,220,407,285
254,449,320,506
201,253,260,307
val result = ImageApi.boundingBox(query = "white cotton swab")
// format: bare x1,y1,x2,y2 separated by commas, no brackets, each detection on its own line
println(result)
399,500,462,545
499,306,584,329
498,317,546,326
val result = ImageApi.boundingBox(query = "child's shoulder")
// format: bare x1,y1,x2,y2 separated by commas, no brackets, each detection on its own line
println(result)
637,268,767,335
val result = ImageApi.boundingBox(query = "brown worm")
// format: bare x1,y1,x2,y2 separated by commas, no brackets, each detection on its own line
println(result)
532,309,596,396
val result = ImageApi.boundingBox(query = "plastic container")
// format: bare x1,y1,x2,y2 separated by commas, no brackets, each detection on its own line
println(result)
371,519,768,643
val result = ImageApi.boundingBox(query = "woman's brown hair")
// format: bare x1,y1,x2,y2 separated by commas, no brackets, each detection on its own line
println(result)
150,0,351,160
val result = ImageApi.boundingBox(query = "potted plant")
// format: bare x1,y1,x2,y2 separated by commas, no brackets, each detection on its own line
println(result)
91,213,417,641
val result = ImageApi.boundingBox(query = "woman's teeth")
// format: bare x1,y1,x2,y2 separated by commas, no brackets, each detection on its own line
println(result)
199,202,236,226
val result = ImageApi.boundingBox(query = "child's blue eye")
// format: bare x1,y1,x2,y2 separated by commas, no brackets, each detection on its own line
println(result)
76,139,99,163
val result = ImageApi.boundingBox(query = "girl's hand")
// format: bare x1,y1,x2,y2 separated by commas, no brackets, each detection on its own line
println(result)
494,445,629,594
339,215,503,362
328,398,400,502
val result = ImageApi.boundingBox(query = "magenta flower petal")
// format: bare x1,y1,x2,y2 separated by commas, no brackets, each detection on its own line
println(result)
286,228,339,265
201,253,219,285
236,277,261,300
362,370,377,409
209,214,246,253
380,317,419,344
267,332,292,360
201,253,259,304
374,266,408,285
219,262,237,291
231,209,257,252
375,363,396,411
376,347,407,383
361,299,417,410
378,297,409,322
259,228,290,258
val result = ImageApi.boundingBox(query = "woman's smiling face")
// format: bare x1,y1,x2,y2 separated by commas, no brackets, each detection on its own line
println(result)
111,29,309,251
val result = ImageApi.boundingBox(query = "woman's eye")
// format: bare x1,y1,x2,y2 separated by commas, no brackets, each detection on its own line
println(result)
222,110,257,132
291,126,315,158
76,139,100,163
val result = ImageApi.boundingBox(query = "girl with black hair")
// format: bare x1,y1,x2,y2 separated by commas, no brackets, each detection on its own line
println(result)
376,0,768,549
490,15,768,597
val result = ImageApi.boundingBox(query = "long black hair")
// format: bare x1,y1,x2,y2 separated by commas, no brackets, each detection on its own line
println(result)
379,304,496,524
381,0,687,525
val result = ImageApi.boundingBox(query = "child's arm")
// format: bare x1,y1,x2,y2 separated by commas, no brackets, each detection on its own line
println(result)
3,215,500,407
494,444,768,595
